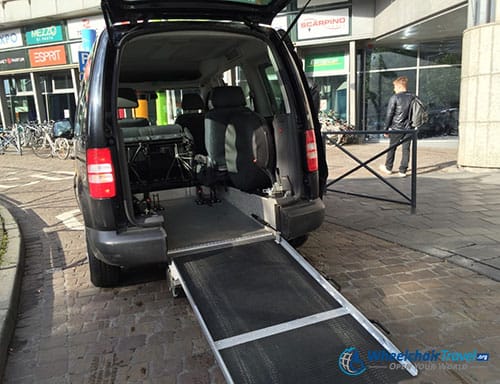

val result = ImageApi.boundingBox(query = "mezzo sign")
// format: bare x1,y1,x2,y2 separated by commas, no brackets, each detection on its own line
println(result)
25,25,64,45
0,28,23,49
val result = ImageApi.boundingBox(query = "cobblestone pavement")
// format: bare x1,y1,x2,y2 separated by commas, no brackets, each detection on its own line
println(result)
1,143,499,384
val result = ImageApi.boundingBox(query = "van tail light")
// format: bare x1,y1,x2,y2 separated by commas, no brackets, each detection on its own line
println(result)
87,148,116,199
305,130,318,172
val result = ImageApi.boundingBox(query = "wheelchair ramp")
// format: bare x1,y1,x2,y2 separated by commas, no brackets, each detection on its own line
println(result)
173,239,418,383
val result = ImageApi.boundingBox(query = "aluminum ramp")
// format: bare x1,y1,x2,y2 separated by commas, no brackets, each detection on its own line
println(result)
172,237,418,383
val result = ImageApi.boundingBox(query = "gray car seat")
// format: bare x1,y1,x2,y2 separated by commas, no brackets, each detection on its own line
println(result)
222,88,273,191
175,93,206,155
204,86,245,172
205,86,273,189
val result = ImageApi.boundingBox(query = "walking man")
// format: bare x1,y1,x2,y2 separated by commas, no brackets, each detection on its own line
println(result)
379,76,414,177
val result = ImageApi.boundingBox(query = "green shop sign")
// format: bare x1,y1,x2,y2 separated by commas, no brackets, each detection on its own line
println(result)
305,53,345,73
25,25,64,45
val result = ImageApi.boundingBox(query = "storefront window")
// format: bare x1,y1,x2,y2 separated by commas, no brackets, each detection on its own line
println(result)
315,75,347,120
363,38,461,137
367,47,417,70
38,74,76,121
364,70,415,131
53,71,73,90
420,40,462,66
419,67,460,137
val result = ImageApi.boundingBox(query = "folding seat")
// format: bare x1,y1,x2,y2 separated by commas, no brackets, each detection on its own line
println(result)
175,93,206,155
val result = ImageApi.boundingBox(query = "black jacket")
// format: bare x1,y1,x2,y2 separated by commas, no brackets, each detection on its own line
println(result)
385,91,414,130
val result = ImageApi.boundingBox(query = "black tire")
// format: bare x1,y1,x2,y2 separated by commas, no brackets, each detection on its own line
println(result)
55,138,70,160
87,241,121,287
287,234,309,248
32,136,52,158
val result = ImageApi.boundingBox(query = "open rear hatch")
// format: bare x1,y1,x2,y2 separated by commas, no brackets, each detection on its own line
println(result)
102,0,291,28
172,236,418,383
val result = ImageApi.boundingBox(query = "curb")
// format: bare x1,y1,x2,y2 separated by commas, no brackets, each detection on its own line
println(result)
0,204,24,381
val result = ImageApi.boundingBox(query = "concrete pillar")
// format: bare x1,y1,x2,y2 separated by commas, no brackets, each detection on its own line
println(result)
348,40,356,126
0,79,11,128
31,73,48,122
458,5,500,168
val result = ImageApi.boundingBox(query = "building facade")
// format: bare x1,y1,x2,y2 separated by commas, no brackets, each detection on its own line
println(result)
0,0,498,167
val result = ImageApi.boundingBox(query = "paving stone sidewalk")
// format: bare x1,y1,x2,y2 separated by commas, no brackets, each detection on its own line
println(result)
323,139,500,282
1,141,499,383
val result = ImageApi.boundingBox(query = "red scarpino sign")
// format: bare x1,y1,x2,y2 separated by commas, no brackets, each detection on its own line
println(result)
29,45,67,67
298,9,349,40
300,17,347,29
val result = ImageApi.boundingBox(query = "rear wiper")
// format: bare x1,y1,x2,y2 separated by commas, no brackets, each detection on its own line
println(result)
280,0,312,42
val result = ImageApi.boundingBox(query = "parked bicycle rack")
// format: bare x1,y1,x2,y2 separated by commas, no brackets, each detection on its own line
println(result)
322,129,418,213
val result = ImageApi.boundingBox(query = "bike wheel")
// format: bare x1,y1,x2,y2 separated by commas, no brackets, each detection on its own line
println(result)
32,136,52,158
55,138,70,160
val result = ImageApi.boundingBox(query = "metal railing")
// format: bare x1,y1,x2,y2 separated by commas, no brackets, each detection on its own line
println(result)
322,129,418,213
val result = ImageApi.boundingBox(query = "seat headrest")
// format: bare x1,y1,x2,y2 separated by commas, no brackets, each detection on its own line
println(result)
181,93,204,111
118,88,138,108
211,86,246,109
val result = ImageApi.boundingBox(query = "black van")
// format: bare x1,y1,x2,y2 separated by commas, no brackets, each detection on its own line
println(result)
74,0,328,287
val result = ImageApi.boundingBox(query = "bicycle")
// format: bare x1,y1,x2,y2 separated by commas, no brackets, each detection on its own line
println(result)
319,111,357,146
0,126,23,155
31,125,71,159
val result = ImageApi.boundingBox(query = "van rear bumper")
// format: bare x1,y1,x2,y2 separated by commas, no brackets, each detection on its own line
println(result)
279,198,325,240
86,225,168,267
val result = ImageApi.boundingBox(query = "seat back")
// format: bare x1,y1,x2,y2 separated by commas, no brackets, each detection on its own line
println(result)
225,106,274,192
202,86,274,191
175,93,207,155
204,86,247,171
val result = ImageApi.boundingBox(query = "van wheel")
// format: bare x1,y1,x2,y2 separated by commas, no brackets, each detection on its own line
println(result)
87,243,120,287
287,235,309,248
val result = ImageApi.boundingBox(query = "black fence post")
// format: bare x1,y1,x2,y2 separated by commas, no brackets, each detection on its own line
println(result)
411,130,418,214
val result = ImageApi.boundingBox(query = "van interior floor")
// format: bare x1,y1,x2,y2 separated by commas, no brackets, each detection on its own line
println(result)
162,196,268,251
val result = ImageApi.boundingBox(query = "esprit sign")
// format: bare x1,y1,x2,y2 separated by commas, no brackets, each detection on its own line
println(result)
29,45,67,67
26,25,64,45
0,28,23,49
298,8,349,40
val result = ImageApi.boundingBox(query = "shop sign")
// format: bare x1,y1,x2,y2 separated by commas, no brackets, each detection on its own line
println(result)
298,8,349,40
28,45,67,67
0,50,28,71
305,53,345,73
25,25,64,45
69,42,81,64
67,16,106,40
272,15,288,31
0,28,24,49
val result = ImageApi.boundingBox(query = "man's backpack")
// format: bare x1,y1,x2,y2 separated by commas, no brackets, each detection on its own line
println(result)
409,96,428,129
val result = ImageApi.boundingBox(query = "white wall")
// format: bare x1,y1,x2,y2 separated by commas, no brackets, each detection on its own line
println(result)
351,0,375,39
374,0,467,37
0,0,100,28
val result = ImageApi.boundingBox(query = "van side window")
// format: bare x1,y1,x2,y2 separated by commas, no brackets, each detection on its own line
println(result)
223,66,254,110
263,65,286,114
74,76,90,137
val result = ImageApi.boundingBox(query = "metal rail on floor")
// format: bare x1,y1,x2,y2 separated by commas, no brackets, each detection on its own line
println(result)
322,129,418,213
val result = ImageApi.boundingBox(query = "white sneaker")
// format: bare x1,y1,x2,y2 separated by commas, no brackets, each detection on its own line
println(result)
379,165,392,175
397,172,407,178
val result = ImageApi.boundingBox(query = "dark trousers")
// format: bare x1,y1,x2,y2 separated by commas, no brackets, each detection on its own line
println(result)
385,132,412,173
